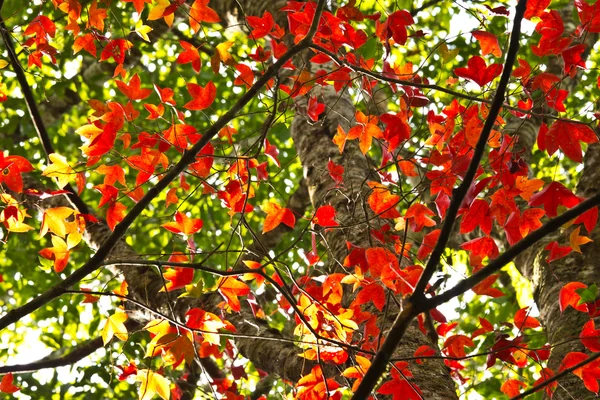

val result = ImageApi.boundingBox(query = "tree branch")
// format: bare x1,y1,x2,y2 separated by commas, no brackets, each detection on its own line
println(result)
0,0,327,333
352,0,528,396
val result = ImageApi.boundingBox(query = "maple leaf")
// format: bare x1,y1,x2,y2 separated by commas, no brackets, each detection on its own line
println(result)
189,0,220,33
123,0,151,14
87,0,107,31
472,317,494,339
559,282,589,312
186,308,227,345
417,229,440,260
307,95,325,122
0,373,19,394
162,211,203,235
247,11,274,39
0,152,34,193
454,56,502,87
524,0,551,19
100,39,132,64
545,241,572,262
342,355,371,392
161,267,194,292
262,201,295,233
333,125,349,153
460,199,492,235
39,235,71,273
42,153,76,189
404,203,436,232
73,33,96,56
177,41,202,73
327,159,344,185
107,201,127,231
562,44,587,77
116,362,138,381
116,73,152,101
461,237,499,259
347,111,383,155
234,63,255,89
102,310,128,345
184,81,216,110
444,334,474,358
134,19,153,42
534,368,558,396
367,182,401,219
136,369,170,400
529,181,580,217
24,15,56,39
538,120,598,162
559,352,600,393
39,207,77,238
514,307,541,330
384,10,414,46
580,320,600,352
575,0,600,33
313,205,338,227
570,226,593,253
356,283,386,311
472,31,502,57
216,277,250,312
297,366,341,400
211,41,235,73
501,379,527,397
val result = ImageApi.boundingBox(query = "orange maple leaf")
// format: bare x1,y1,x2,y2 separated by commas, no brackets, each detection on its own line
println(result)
184,81,216,110
216,277,250,312
87,0,107,31
116,73,152,101
262,201,295,233
189,0,220,33
161,211,203,235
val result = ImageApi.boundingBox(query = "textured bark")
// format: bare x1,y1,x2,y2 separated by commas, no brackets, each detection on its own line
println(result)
292,84,458,398
505,6,600,398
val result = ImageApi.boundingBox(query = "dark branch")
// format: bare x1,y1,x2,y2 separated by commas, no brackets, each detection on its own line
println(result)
352,0,528,397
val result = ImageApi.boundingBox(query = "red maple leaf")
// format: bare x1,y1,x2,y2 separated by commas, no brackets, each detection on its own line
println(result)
184,81,216,110
0,373,20,394
0,152,34,193
162,211,203,235
528,181,580,217
537,120,598,163
177,40,202,73
524,0,551,19
115,73,152,101
246,11,274,39
559,282,589,312
307,95,326,122
580,320,600,352
472,31,502,57
454,56,502,87
313,205,338,227
216,277,250,312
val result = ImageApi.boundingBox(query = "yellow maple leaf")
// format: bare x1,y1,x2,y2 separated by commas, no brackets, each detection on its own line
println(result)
570,226,593,253
42,153,76,189
102,310,128,345
0,207,34,233
135,19,153,42
39,207,77,238
136,369,170,400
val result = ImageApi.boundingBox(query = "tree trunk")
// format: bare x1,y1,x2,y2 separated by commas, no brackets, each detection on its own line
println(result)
514,144,600,399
